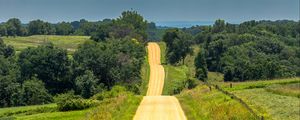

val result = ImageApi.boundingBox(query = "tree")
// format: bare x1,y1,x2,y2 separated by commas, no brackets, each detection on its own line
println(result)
75,70,100,98
0,38,15,58
55,22,73,35
22,78,52,105
115,10,148,41
0,55,22,107
0,25,7,37
163,29,193,64
212,19,226,33
18,43,71,94
28,20,55,35
6,18,23,36
73,38,145,90
195,48,208,81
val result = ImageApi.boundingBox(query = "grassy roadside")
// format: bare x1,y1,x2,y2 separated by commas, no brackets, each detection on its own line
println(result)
87,93,142,120
177,84,257,120
214,77,300,120
233,88,300,120
2,35,90,54
157,42,190,95
140,47,150,95
163,65,189,95
157,42,166,64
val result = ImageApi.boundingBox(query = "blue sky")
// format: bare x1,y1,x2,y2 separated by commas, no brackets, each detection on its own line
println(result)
0,0,299,23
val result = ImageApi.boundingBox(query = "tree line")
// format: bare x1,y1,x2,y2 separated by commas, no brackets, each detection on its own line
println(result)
192,20,300,81
0,11,147,107
0,12,160,41
161,19,299,81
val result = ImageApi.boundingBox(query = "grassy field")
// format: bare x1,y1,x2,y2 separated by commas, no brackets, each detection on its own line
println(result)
214,77,300,120
218,77,300,91
177,84,257,120
233,89,300,120
265,83,300,98
87,93,142,120
2,35,90,54
157,42,191,95
163,65,189,95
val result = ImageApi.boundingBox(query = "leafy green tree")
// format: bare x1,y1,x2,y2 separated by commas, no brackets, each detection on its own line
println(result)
22,78,52,105
115,10,148,41
6,18,24,36
0,25,7,37
0,38,15,58
75,70,100,98
55,22,73,35
163,29,193,64
195,48,208,81
73,38,145,89
212,19,226,33
18,43,71,94
28,20,55,35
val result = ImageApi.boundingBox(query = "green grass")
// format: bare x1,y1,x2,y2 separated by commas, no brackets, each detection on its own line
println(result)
15,108,92,120
233,88,300,120
207,72,224,82
218,77,300,91
0,104,56,118
157,42,166,64
163,65,189,95
87,93,142,120
183,45,200,77
2,35,91,54
177,84,257,120
265,83,300,98
140,47,150,95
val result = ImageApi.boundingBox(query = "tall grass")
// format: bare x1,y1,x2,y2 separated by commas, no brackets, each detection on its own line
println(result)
177,85,257,120
87,93,142,120
265,83,300,98
218,77,300,91
233,88,300,120
140,47,150,95
163,65,189,95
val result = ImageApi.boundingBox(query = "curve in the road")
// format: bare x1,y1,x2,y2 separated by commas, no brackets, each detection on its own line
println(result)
134,42,187,120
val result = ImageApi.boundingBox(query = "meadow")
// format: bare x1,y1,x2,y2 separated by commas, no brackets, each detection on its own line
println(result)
2,35,90,54
177,84,257,120
215,77,300,120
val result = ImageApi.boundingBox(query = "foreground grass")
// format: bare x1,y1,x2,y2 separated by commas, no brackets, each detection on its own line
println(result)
15,109,91,120
233,88,300,120
2,35,90,54
265,83,300,98
0,104,56,118
163,65,189,95
157,42,166,64
177,84,257,120
87,93,142,120
218,77,300,91
140,47,150,95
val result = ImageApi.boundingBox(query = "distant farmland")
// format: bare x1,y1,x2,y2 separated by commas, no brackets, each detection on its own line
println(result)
2,35,91,54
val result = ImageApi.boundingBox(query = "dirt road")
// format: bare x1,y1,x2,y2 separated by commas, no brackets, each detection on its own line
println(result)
134,43,187,120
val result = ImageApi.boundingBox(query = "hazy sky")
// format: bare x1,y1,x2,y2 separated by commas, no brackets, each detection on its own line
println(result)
0,0,299,23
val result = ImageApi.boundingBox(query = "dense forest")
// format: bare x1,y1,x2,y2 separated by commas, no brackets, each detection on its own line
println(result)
0,11,147,107
189,20,300,81
0,10,299,108
0,12,160,41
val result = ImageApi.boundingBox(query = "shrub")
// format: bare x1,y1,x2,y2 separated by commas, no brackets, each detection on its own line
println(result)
54,91,99,111
92,86,128,101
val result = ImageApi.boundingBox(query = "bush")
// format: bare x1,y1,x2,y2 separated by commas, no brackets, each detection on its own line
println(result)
92,86,128,101
22,78,52,105
54,91,99,111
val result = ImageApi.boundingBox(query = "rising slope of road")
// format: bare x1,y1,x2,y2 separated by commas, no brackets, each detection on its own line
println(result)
134,42,187,120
